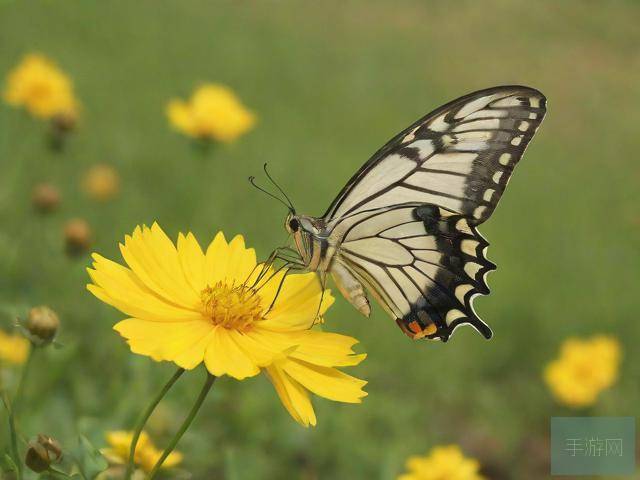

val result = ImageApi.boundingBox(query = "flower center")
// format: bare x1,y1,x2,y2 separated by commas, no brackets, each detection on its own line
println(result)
200,282,263,331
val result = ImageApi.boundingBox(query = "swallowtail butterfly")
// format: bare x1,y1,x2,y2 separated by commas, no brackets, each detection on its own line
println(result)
273,86,547,341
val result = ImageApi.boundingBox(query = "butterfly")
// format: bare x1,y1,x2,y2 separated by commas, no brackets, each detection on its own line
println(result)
256,86,546,342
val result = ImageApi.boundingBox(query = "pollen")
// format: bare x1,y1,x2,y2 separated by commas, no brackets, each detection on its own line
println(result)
200,282,263,331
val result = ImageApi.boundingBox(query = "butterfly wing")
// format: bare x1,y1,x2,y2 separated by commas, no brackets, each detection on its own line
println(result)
325,86,546,340
323,85,546,224
333,204,494,341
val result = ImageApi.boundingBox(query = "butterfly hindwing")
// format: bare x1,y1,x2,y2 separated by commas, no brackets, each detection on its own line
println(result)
324,86,546,225
334,203,495,340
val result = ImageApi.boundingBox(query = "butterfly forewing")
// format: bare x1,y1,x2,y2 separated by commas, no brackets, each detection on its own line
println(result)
324,86,546,340
324,86,546,224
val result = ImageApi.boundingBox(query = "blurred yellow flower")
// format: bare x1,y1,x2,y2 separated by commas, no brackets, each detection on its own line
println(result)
3,53,79,120
398,445,485,480
87,224,366,426
102,430,181,473
0,330,30,365
167,84,255,142
544,335,621,408
82,164,120,201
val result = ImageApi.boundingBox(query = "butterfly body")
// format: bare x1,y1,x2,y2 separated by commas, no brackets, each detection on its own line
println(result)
284,86,547,342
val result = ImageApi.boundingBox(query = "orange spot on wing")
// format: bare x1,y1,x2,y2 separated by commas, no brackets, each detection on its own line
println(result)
396,318,438,340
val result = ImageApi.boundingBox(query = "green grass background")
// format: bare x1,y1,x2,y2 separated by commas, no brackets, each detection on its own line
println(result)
1,1,639,478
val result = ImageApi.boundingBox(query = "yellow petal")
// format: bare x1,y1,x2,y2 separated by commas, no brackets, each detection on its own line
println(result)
226,329,283,367
244,326,299,355
204,231,229,285
167,99,195,135
225,235,257,285
287,331,367,367
162,451,183,468
280,357,368,403
204,327,260,379
119,225,199,307
262,272,334,331
177,232,207,292
114,318,213,369
266,364,316,427
87,255,202,322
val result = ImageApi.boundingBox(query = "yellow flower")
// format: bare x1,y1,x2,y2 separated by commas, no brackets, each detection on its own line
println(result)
544,335,621,408
0,330,30,365
82,164,120,201
398,445,485,480
102,430,181,473
166,84,255,142
87,224,367,426
3,53,79,120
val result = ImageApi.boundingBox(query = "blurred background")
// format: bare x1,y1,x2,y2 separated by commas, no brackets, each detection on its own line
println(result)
1,1,639,478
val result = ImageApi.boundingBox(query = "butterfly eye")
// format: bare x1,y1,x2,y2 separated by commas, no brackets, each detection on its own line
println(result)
288,218,300,232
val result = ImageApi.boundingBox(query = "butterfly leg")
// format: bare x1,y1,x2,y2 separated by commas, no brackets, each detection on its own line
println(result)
329,261,371,317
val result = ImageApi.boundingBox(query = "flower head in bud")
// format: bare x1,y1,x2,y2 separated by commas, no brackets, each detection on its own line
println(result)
31,183,61,214
26,306,59,346
82,164,120,202
25,434,62,473
64,218,92,256
52,111,77,133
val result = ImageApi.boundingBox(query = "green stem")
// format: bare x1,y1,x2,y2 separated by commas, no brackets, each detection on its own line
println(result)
1,392,22,480
146,372,216,480
14,345,36,414
124,368,185,480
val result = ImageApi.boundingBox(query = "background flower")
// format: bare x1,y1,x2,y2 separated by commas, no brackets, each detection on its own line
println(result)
0,330,30,365
398,445,485,480
102,430,182,473
3,53,79,120
544,335,621,408
87,224,366,425
167,84,255,142
82,164,120,201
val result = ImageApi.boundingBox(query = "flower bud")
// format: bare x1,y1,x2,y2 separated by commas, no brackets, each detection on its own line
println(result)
52,111,77,133
25,434,62,473
26,306,59,345
31,183,61,213
64,218,92,255
82,164,120,201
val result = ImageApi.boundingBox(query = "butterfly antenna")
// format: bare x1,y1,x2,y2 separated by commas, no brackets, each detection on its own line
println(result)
263,163,295,213
248,176,293,211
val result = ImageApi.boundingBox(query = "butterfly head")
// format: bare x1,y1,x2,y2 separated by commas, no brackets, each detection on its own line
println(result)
284,212,299,234
284,213,327,270
285,213,322,235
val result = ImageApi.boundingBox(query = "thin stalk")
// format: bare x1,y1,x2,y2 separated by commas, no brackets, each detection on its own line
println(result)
124,368,185,480
14,345,36,414
1,392,22,480
146,373,216,480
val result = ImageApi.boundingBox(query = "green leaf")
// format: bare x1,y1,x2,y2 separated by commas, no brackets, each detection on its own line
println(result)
71,436,108,480
3,453,19,473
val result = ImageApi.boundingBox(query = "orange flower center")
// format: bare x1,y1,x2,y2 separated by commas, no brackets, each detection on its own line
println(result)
200,282,263,331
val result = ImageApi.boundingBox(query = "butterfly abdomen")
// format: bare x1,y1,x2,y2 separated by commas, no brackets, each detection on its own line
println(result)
331,261,371,317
